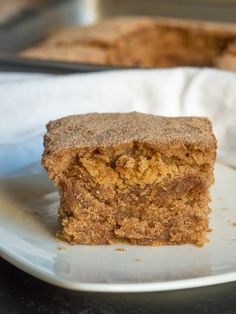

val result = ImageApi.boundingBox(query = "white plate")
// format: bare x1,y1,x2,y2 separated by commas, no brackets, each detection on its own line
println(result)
0,162,236,293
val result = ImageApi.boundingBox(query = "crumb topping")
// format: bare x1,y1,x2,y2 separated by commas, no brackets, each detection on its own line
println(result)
43,112,216,154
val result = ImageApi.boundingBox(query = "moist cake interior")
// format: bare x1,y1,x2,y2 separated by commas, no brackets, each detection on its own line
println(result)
52,142,213,246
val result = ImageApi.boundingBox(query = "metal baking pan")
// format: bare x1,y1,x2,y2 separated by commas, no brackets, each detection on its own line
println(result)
1,0,236,73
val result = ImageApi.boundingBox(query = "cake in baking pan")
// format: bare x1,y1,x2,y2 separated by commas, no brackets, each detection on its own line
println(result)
21,16,236,71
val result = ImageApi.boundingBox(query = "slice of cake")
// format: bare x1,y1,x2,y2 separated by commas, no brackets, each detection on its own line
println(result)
42,112,216,246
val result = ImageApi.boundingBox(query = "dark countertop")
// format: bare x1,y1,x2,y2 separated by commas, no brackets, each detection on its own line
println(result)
1,257,236,314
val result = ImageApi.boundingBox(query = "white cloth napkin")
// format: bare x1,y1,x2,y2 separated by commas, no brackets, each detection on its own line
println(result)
1,67,236,176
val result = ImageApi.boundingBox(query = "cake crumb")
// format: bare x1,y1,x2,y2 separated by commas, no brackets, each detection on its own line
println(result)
135,258,144,263
58,246,66,251
115,248,127,252
232,222,236,227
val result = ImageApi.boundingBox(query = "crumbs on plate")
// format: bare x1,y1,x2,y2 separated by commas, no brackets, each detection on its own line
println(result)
115,248,127,252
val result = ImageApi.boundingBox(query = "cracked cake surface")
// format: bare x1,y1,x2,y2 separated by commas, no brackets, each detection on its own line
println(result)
42,112,216,246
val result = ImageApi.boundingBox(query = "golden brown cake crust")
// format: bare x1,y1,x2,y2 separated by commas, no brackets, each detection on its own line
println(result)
29,17,236,47
43,112,216,155
44,17,155,46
